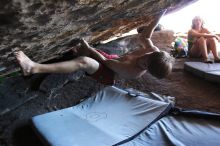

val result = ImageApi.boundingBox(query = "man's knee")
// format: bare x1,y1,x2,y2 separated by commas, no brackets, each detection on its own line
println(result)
77,56,92,67
76,56,99,73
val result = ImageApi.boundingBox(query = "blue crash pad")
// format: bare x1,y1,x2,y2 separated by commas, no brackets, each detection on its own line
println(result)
31,86,171,146
122,111,220,146
184,62,220,83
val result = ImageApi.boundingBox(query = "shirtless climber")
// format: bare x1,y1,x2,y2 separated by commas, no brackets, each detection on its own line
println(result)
15,10,173,85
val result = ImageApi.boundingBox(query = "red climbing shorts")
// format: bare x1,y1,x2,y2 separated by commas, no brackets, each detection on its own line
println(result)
89,63,115,85
96,49,119,59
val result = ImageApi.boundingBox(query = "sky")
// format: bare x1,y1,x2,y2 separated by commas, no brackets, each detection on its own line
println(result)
159,0,220,33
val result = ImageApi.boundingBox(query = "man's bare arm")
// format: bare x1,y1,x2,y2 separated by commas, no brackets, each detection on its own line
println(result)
133,9,167,53
139,9,167,39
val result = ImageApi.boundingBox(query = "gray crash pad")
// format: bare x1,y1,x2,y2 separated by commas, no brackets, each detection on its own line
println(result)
122,112,220,146
31,86,171,146
184,62,220,83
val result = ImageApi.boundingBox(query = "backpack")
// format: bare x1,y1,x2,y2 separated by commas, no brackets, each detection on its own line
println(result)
172,37,188,58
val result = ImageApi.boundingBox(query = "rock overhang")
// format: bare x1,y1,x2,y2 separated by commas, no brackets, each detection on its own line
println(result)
0,0,197,75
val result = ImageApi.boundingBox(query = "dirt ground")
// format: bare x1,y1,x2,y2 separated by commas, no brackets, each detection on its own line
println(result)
126,58,220,113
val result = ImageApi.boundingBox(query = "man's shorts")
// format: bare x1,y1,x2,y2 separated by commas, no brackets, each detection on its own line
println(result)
88,63,115,85
96,49,119,59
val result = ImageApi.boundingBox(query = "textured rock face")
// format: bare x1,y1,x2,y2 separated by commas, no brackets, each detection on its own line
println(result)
0,0,197,75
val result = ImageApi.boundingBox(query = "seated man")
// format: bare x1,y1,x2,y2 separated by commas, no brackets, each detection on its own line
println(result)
15,11,173,85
